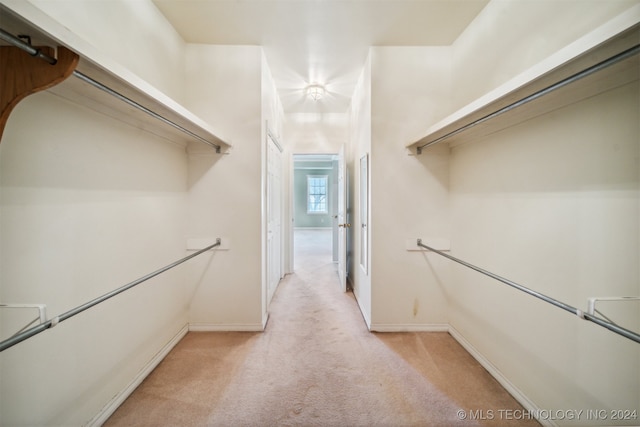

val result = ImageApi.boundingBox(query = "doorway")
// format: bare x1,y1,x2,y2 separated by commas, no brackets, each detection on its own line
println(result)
291,154,339,276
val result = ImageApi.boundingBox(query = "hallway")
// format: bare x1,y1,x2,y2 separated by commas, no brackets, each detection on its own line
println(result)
293,228,333,281
105,230,538,426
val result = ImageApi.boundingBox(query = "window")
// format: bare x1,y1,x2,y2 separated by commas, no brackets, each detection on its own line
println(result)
307,175,328,214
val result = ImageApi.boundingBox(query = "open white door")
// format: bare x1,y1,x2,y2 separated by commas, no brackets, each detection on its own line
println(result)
337,144,348,291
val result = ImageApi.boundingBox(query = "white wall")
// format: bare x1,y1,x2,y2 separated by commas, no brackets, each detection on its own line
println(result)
442,1,640,423
369,47,452,330
0,1,204,424
357,0,639,420
448,83,639,421
450,0,639,112
184,45,265,330
26,0,186,102
285,113,349,154
0,93,190,425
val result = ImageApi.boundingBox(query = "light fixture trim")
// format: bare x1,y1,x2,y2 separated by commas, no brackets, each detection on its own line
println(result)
306,84,325,101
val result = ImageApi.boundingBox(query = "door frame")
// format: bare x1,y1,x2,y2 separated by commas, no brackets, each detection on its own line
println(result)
265,124,284,312
289,152,347,290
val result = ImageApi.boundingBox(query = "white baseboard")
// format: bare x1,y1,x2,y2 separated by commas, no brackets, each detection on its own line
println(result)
448,326,556,427
87,324,189,426
189,323,264,332
370,323,449,332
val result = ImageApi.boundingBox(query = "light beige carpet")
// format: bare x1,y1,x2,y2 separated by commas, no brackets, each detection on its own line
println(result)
106,230,538,426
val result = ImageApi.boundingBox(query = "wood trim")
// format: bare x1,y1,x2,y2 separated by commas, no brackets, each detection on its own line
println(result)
0,45,78,140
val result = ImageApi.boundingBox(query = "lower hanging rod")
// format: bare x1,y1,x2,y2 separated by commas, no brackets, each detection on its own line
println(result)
416,43,640,153
416,239,640,344
0,239,221,352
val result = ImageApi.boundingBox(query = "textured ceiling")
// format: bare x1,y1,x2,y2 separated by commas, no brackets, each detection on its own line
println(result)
153,0,489,114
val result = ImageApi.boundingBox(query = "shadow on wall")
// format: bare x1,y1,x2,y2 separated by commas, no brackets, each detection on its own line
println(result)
2,93,189,193
416,143,450,191
449,83,640,195
187,147,226,191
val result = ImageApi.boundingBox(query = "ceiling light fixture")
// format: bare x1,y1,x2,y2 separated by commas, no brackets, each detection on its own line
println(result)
306,84,325,101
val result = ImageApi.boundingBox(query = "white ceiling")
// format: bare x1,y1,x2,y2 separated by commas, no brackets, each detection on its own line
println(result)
152,0,489,114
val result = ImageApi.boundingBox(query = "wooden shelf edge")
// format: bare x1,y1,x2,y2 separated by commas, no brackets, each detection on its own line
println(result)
407,4,640,153
0,0,231,152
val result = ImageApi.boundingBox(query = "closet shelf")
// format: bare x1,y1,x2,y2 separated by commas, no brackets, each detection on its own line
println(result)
408,7,640,154
0,2,231,153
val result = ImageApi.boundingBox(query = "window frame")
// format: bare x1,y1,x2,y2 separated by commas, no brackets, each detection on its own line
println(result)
306,175,329,215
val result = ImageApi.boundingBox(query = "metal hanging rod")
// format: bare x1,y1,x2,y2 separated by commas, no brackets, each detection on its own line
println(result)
0,27,57,64
0,239,221,352
416,44,640,154
71,71,222,153
416,239,640,344
1,27,222,153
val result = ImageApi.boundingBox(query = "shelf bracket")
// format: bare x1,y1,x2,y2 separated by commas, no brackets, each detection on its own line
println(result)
0,45,79,141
